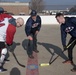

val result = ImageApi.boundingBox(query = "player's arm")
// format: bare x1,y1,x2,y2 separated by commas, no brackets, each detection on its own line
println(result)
4,13,13,19
25,19,32,36
6,24,16,46
25,19,33,40
71,17,76,25
60,25,67,47
37,16,41,31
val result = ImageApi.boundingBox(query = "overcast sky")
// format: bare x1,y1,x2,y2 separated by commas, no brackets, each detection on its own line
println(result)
1,0,76,10
44,0,76,5
2,0,76,5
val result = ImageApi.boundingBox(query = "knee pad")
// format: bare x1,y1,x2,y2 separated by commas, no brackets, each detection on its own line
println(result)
1,48,7,55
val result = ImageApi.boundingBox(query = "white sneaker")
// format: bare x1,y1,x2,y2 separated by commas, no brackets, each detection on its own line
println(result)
0,68,7,73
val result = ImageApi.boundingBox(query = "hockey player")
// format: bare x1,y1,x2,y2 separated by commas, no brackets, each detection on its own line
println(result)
55,13,76,72
25,10,41,58
0,7,24,72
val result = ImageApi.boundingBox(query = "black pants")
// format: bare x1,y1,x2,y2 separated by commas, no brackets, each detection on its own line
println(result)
0,42,6,54
27,34,37,55
67,37,76,61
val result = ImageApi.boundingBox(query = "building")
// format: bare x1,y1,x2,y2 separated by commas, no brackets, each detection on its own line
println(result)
0,2,30,15
42,9,69,15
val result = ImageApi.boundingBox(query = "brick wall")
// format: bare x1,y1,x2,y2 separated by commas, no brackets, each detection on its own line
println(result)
0,3,30,15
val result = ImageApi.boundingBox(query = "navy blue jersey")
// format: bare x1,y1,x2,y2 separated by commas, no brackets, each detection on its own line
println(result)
60,17,76,46
25,15,41,36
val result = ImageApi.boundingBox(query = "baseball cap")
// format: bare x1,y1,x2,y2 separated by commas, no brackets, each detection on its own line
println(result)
0,7,6,13
30,10,37,16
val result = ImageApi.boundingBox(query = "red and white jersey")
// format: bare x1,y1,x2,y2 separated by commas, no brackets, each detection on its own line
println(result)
0,18,9,42
0,13,16,45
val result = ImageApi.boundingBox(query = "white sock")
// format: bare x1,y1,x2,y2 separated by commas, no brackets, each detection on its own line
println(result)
0,48,7,63
0,54,5,63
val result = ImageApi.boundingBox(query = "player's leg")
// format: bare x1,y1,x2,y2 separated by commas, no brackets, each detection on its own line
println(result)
0,42,7,72
63,37,76,64
33,34,39,53
27,34,34,58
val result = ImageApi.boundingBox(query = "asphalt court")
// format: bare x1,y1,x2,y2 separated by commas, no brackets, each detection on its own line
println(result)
1,25,76,75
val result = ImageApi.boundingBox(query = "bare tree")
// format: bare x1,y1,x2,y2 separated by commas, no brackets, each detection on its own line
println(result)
30,0,45,12
69,5,76,12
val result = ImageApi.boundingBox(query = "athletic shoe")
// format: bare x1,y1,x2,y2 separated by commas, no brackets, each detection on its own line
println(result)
28,55,34,59
33,50,39,53
0,68,7,73
62,60,73,64
71,68,76,72
4,59,10,63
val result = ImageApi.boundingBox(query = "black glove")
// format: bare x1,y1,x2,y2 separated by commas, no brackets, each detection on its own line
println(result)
6,43,13,52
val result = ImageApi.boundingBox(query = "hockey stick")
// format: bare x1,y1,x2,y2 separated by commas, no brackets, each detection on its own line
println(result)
8,43,25,68
11,52,25,68
39,39,76,67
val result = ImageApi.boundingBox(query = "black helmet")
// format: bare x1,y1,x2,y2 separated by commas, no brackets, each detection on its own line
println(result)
0,7,5,13
30,10,37,16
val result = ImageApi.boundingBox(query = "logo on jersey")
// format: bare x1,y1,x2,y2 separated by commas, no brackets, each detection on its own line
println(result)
65,26,74,33
32,23,39,28
0,23,5,27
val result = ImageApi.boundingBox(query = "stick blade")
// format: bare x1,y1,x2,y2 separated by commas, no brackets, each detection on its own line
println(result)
12,52,26,68
18,64,26,68
39,63,50,67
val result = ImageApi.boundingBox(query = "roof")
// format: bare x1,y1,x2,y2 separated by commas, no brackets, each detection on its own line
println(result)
0,2,29,6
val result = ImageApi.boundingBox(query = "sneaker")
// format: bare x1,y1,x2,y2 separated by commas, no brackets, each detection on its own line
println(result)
71,68,76,72
62,60,73,64
4,59,10,63
33,50,39,53
28,55,34,59
0,68,7,73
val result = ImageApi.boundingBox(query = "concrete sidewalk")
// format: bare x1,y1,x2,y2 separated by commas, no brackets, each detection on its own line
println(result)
1,25,76,75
